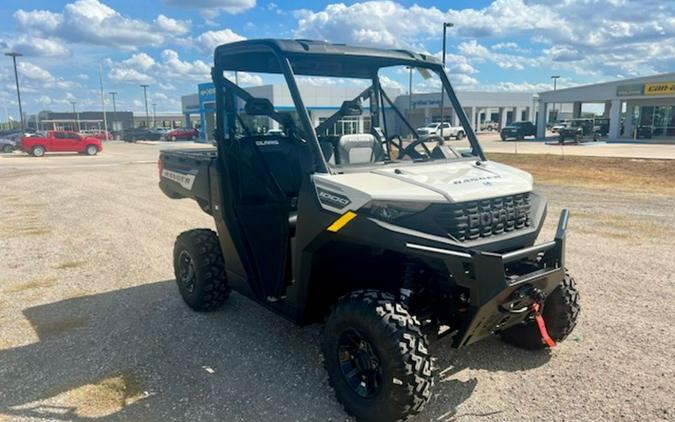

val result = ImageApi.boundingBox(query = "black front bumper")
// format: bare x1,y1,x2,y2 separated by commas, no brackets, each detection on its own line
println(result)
406,209,570,347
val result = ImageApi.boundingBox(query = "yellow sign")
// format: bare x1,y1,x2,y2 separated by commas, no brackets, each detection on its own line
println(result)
644,82,675,96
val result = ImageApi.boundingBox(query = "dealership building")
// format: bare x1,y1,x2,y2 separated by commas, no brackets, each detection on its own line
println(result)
182,82,536,142
536,72,675,141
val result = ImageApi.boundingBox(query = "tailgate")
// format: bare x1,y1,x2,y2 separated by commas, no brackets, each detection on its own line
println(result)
158,148,216,203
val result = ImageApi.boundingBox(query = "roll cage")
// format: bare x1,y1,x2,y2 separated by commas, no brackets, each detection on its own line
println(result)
212,39,486,173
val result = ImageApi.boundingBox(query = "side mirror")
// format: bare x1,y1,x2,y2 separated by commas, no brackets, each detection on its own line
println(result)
244,98,274,116
339,100,362,116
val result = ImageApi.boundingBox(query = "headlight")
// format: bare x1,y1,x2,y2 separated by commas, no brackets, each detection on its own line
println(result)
364,201,429,221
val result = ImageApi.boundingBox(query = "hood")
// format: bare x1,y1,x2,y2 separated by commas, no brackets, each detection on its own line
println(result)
314,160,533,211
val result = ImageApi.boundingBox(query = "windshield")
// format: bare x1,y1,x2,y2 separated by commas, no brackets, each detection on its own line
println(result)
216,58,484,173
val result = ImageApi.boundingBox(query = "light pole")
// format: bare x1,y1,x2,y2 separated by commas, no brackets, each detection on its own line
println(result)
70,101,80,131
439,22,454,141
109,91,118,113
5,52,24,132
152,103,156,128
551,75,560,122
140,84,150,128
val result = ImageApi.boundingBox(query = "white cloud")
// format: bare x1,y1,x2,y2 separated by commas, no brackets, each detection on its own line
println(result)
12,0,198,54
161,0,256,14
122,53,156,71
292,0,675,83
155,14,191,35
1,35,70,57
195,29,246,53
108,67,154,84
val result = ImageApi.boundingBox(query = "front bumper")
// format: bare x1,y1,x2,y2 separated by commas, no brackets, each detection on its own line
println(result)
406,209,570,347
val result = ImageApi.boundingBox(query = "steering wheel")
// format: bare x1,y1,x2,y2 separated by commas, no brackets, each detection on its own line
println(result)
398,135,443,160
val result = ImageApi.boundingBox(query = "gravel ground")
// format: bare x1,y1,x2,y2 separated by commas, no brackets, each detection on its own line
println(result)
0,144,673,421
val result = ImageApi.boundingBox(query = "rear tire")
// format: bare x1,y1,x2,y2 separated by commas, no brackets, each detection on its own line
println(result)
2,144,12,153
31,145,45,157
173,229,230,311
322,290,433,422
501,271,580,350
456,131,465,140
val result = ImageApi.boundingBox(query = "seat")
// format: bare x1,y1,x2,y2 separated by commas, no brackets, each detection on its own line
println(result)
336,134,384,165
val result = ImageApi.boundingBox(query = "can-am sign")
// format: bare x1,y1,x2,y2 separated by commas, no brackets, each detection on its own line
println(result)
617,81,675,96
644,82,675,96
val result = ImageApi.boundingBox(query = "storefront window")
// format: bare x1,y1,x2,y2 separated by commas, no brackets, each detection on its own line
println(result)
637,105,675,137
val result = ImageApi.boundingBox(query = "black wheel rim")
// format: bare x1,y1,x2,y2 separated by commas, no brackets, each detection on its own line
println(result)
337,328,382,398
178,250,196,293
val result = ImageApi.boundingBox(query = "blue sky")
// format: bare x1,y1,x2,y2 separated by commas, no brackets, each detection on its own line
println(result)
0,0,673,116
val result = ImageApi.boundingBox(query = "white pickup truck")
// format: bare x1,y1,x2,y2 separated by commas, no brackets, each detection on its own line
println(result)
416,121,465,140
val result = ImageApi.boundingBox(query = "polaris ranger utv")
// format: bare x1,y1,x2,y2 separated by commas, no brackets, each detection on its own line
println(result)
159,39,580,421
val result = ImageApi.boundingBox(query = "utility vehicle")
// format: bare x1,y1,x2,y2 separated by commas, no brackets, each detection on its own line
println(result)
415,121,465,140
159,39,580,422
558,118,599,143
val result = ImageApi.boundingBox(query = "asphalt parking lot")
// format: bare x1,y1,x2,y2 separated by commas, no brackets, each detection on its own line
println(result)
1,142,674,421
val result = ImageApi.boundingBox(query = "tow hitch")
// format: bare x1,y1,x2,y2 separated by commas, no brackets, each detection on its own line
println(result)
501,286,556,348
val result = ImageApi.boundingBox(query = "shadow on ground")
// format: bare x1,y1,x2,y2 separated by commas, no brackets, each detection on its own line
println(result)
0,281,550,421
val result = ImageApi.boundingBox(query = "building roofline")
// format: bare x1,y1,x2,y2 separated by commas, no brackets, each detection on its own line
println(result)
538,72,675,95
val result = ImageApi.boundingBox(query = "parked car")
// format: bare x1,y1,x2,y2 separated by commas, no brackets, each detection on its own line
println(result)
163,128,199,141
500,121,536,141
479,120,499,131
558,119,598,143
593,118,610,137
415,121,465,140
550,120,569,133
0,131,21,153
19,130,102,157
122,127,163,142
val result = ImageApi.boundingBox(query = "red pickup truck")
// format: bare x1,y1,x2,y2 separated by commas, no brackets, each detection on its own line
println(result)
20,131,103,157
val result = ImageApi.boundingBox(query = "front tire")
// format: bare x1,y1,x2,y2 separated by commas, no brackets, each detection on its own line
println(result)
501,271,580,350
2,144,13,153
31,145,45,157
322,290,433,422
173,229,230,311
85,145,98,156
456,131,465,140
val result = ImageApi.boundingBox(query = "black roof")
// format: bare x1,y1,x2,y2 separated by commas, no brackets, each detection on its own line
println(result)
214,39,443,79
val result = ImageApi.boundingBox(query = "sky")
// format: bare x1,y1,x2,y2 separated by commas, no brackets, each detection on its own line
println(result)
0,0,674,116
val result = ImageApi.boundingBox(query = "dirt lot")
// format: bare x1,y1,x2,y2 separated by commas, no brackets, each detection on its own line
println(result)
1,143,674,421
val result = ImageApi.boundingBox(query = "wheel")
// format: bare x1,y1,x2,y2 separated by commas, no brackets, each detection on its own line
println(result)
455,131,465,140
85,145,98,156
322,290,433,422
501,271,580,350
31,145,45,157
501,135,507,141
2,144,13,153
170,135,177,142
487,125,493,131
173,229,230,311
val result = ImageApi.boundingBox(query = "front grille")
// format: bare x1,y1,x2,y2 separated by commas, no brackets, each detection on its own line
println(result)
436,193,531,241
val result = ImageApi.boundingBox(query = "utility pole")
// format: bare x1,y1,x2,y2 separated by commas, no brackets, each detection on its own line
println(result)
439,22,453,141
70,101,80,131
140,84,150,128
152,103,156,128
5,52,24,132
551,75,560,122
98,64,109,140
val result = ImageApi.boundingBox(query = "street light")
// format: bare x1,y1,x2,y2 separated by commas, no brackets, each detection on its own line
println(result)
70,100,80,131
109,91,118,113
152,103,156,128
439,22,454,141
4,52,24,132
551,75,560,122
140,84,150,128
